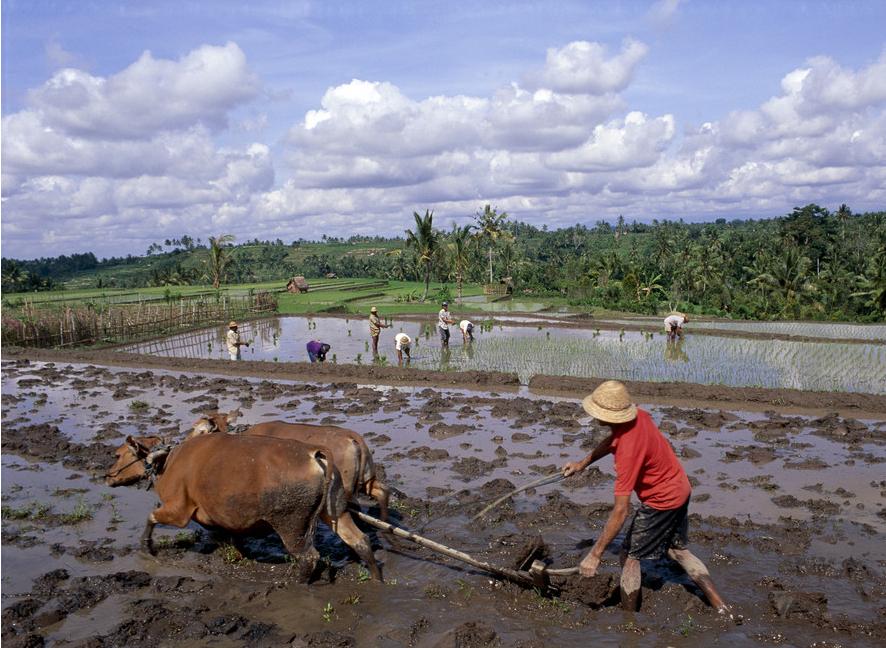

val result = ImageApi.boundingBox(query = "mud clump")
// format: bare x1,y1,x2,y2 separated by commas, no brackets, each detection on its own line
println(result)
723,445,778,465
85,598,288,647
1,424,113,474
488,534,549,571
292,630,356,647
428,423,472,440
406,446,450,462
563,466,609,489
769,590,829,621
553,573,618,608
2,569,152,641
432,621,500,648
784,458,829,470
451,456,503,480
662,407,738,429
811,413,879,444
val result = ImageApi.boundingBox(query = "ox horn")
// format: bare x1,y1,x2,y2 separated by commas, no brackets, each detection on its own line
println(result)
145,447,170,465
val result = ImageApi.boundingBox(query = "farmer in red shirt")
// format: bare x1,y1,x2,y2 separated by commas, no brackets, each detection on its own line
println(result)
563,380,732,616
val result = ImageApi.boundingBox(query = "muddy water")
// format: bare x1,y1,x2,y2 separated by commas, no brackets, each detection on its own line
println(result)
119,315,886,393
2,360,885,647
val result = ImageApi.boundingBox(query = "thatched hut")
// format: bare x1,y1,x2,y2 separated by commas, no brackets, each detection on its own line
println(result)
287,276,309,293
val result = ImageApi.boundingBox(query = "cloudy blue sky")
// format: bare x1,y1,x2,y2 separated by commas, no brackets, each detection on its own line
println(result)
2,0,885,259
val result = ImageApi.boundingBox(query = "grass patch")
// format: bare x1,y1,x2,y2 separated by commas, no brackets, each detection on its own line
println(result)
59,498,93,524
356,565,372,583
129,400,150,412
218,543,245,564
2,502,52,521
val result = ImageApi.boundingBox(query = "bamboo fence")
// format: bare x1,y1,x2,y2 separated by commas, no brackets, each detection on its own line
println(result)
2,292,277,348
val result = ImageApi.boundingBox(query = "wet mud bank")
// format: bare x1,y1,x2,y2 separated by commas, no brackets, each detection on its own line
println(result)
2,359,885,647
529,374,886,415
7,346,886,415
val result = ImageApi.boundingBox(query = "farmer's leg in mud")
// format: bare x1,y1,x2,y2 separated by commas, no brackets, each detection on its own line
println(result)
664,503,732,614
667,548,727,610
371,334,379,358
620,556,642,611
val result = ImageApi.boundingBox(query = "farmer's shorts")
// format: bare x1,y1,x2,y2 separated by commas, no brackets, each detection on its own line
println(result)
439,326,450,344
623,497,689,560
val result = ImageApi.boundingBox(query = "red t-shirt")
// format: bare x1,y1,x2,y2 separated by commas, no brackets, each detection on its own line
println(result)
610,409,691,510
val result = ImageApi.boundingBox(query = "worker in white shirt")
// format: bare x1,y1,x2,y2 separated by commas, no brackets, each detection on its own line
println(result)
395,332,412,366
460,319,475,343
438,301,455,348
663,313,688,342
225,321,250,360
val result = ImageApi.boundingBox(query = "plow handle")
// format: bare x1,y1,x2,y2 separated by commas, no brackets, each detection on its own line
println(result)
352,509,537,587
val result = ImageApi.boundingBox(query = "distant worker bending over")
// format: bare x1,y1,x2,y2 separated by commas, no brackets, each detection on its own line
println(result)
664,312,688,342
460,319,475,343
395,332,412,366
306,340,331,363
438,301,455,348
226,321,249,361
369,306,390,358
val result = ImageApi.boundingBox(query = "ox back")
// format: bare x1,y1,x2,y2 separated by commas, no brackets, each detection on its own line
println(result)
243,422,373,500
156,434,335,536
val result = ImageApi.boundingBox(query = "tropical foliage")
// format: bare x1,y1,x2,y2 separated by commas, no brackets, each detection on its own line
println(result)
4,204,884,321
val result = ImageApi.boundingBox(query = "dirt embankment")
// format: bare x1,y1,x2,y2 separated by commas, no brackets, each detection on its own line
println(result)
6,346,886,415
529,375,886,414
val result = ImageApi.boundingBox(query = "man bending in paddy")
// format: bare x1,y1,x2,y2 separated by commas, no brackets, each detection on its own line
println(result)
562,380,735,619
306,340,331,362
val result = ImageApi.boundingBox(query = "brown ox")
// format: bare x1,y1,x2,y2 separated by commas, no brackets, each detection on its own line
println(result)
106,434,381,581
192,411,390,521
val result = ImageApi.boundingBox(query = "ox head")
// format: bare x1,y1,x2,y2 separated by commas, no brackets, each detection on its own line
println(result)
106,435,166,486
188,408,242,438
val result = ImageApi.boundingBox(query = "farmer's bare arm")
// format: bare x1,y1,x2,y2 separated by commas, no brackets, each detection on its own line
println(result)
562,434,614,476
579,494,631,577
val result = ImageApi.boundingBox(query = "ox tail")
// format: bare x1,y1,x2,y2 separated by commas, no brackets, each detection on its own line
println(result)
356,439,371,495
314,450,347,520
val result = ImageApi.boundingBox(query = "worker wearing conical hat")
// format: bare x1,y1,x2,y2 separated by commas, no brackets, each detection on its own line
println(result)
394,332,412,366
562,380,734,620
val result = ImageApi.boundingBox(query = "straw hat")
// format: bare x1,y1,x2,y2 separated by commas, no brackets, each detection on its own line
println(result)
370,306,378,313
582,380,637,424
228,321,238,328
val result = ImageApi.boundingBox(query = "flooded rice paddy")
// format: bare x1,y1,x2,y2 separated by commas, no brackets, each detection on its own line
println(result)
597,317,886,342
2,360,885,646
121,315,886,394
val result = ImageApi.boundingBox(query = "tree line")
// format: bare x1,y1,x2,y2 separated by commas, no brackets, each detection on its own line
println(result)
3,203,884,321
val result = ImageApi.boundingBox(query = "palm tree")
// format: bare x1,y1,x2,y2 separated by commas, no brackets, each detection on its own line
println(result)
850,247,886,314
405,210,440,302
836,203,852,240
751,246,814,315
206,234,235,289
447,223,473,302
473,204,511,284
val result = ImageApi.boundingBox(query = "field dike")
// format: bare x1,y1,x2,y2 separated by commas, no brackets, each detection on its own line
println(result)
5,346,886,415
